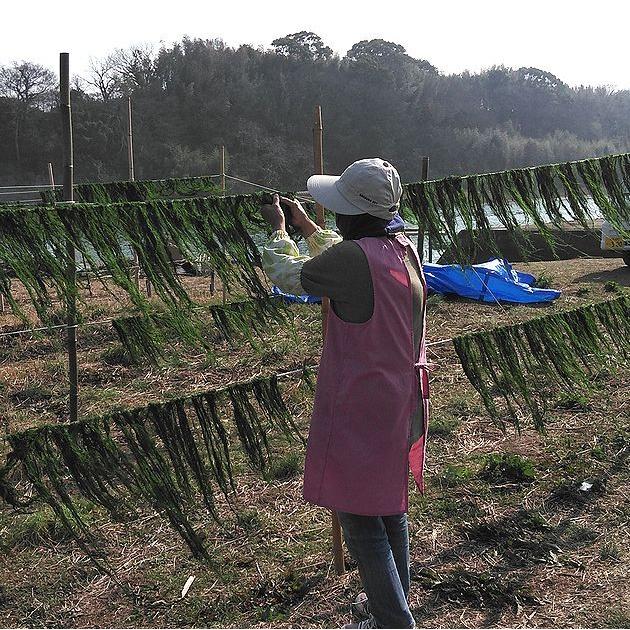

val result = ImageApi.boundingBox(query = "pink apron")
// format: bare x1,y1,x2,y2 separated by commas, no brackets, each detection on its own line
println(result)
303,233,429,516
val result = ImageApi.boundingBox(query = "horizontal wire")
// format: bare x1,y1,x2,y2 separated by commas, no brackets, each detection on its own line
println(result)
275,337,455,381
0,200,41,205
0,190,46,196
426,338,453,347
225,174,428,236
0,170,451,343
224,174,314,204
276,364,319,379
0,308,455,346
0,184,60,190
0,291,286,339
0,317,116,339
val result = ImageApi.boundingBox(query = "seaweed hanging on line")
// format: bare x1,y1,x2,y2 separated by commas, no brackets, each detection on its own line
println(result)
0,194,270,337
453,294,630,431
110,295,292,363
402,152,630,262
6,151,630,332
40,175,223,204
209,296,292,344
0,371,310,561
33,151,630,277
111,314,165,364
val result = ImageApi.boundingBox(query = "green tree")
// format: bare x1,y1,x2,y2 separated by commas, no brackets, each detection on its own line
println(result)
271,32,333,62
0,61,56,166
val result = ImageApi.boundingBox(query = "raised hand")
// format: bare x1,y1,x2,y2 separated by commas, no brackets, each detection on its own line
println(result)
260,193,285,232
280,196,319,238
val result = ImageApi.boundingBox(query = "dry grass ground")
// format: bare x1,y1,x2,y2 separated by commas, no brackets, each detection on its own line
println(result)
0,257,628,628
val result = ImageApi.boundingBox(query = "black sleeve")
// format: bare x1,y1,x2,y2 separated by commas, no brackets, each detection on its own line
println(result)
300,241,374,323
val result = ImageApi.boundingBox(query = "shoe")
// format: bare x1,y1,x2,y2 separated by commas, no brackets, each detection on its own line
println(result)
351,592,370,621
342,615,377,629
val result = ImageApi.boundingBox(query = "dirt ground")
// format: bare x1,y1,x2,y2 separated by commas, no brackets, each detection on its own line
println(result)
0,257,628,628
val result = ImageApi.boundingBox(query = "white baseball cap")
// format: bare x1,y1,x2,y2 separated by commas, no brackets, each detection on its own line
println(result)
307,158,402,220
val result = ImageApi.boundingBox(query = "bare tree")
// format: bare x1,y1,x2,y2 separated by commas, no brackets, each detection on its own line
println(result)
84,55,121,101
0,61,56,164
0,61,56,106
110,44,157,91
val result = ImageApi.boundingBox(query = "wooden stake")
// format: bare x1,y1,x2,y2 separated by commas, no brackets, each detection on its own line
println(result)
220,146,227,305
60,52,78,424
418,156,429,260
313,105,345,576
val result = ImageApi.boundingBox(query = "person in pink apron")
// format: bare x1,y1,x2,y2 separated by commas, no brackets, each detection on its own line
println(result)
261,158,428,629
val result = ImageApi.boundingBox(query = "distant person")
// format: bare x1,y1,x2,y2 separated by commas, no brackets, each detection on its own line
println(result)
260,158,429,629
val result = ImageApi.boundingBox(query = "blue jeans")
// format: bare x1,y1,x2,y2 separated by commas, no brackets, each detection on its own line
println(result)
337,512,415,628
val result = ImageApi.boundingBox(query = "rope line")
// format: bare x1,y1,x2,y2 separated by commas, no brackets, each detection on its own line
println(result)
0,310,457,346
276,364,319,379
0,317,117,339
0,170,506,342
274,336,454,381
0,190,47,196
224,174,314,204
0,184,61,190
426,338,453,347
275,337,456,381
468,267,511,314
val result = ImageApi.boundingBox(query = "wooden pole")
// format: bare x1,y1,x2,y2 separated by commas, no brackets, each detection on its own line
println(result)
313,105,345,576
220,145,227,305
127,97,141,291
220,145,226,194
418,156,429,260
47,162,55,189
421,156,429,185
312,107,325,231
60,52,78,424
422,157,434,263
127,97,135,181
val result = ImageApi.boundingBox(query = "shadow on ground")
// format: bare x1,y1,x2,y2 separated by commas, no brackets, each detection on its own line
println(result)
409,436,629,627
575,263,629,286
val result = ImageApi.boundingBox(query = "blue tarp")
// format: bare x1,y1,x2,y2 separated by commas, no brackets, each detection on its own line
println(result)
273,258,560,305
423,258,561,303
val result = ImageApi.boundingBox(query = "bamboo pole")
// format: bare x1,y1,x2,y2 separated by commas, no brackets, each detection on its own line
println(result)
127,97,141,291
127,97,135,181
47,162,55,189
421,157,433,263
418,156,429,260
313,105,345,576
220,145,226,194
209,148,217,294
220,146,227,305
50,161,92,296
421,157,429,186
60,52,78,424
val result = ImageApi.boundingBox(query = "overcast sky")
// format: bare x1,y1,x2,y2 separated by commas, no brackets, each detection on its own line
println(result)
3,0,630,89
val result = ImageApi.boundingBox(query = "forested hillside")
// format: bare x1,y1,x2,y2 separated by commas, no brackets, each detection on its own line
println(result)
2,32,630,188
